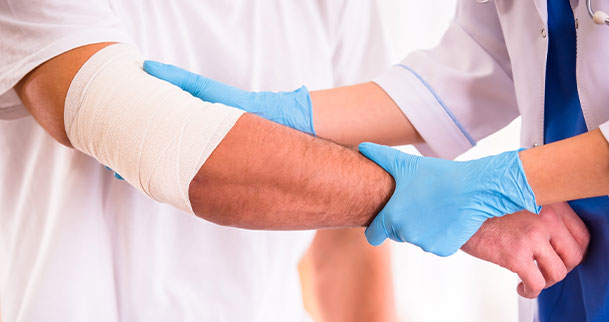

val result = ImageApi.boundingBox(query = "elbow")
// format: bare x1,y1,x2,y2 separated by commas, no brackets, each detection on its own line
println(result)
188,172,242,228
14,72,74,148
44,121,73,148
192,205,240,228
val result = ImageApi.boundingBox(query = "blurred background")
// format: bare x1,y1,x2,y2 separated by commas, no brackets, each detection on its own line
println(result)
377,1,522,321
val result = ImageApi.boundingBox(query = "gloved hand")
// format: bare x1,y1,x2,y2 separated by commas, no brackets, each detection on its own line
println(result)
143,61,315,135
359,142,541,257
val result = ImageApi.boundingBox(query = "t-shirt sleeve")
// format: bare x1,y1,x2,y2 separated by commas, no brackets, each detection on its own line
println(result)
0,0,135,119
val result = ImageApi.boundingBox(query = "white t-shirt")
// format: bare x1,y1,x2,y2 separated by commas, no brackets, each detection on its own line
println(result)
0,1,390,321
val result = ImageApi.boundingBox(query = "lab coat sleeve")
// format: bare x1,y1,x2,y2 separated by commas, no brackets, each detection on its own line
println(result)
374,0,520,159
599,122,609,144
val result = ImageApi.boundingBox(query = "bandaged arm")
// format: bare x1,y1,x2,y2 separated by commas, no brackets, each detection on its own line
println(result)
16,43,394,229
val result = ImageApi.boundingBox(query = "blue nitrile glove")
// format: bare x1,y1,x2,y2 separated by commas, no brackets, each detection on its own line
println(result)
143,61,315,135
359,142,540,257
104,166,124,180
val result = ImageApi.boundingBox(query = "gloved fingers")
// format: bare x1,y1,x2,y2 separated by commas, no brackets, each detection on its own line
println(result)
144,61,207,97
515,260,546,299
358,142,402,174
144,60,248,109
534,243,568,289
365,214,389,246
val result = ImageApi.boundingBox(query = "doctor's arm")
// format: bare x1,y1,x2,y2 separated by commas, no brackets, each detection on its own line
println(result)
312,84,609,203
15,42,395,230
520,129,609,204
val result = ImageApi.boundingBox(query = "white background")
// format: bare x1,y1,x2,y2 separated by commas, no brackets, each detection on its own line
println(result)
377,1,523,321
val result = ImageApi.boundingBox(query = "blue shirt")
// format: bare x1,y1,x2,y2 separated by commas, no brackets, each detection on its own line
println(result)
538,0,609,321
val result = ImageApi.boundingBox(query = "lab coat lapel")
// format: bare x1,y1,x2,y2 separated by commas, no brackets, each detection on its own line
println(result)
533,0,548,25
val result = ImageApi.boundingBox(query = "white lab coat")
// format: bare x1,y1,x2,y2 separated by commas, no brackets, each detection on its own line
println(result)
375,0,609,160
376,1,609,321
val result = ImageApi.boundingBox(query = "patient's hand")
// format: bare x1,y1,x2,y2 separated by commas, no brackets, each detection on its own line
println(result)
462,202,590,299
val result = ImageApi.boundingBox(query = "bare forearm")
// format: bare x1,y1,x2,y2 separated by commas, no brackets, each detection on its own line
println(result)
190,113,395,229
300,229,397,322
520,129,609,205
311,82,423,147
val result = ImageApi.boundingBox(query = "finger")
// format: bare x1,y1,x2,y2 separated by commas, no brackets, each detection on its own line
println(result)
144,61,244,106
535,244,568,288
551,235,584,272
553,202,590,253
516,260,546,298
365,214,389,246
144,61,197,91
550,218,585,271
358,142,409,175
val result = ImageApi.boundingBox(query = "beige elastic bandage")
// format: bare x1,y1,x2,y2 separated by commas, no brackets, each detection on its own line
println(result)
65,44,244,214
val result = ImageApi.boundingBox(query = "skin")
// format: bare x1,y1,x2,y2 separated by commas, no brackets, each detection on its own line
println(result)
15,43,396,319
462,202,589,298
311,82,609,203
189,114,393,229
520,129,609,204
311,82,423,147
300,230,397,322
309,82,594,298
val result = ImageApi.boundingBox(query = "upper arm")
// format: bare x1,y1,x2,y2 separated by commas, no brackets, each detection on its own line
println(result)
14,42,116,147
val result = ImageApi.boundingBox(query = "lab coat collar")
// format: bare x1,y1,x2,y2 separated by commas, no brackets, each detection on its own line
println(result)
533,0,582,26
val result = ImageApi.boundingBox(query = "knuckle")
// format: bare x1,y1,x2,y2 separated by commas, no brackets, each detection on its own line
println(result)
184,73,202,92
523,225,547,244
582,230,591,247
511,242,533,262
509,249,535,271
563,258,579,271
506,257,528,274
566,249,585,269
530,277,546,294
559,266,568,279
546,264,568,285
540,205,559,220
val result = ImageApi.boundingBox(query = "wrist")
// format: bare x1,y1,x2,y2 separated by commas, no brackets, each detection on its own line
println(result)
292,86,316,136
514,149,542,213
474,150,540,215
